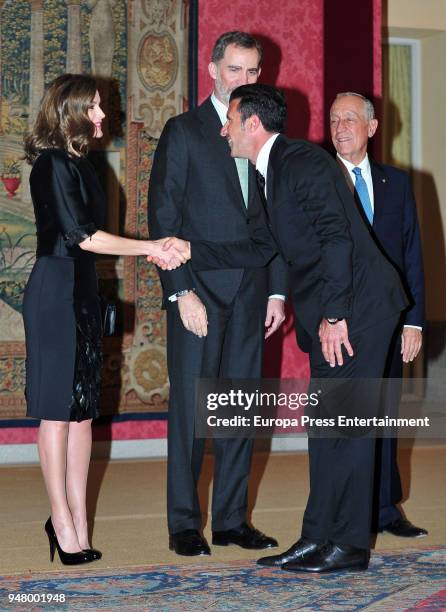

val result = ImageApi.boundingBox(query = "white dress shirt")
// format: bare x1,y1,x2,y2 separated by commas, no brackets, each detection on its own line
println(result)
255,133,280,196
211,93,228,125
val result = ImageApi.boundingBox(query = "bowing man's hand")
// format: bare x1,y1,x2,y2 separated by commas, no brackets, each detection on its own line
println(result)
147,237,190,270
162,237,191,260
318,318,354,367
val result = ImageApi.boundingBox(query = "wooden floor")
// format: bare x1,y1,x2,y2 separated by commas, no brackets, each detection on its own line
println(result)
1,445,445,575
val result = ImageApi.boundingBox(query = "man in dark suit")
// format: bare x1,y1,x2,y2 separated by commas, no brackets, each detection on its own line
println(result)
148,32,288,556
172,84,409,572
329,92,427,538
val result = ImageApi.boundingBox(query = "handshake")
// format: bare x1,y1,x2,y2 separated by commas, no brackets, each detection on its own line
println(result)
147,237,191,270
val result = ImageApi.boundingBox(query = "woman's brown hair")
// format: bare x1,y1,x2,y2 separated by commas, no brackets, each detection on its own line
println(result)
24,74,98,164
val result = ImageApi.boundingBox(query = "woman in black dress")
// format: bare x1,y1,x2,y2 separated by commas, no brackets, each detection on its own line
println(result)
23,74,185,565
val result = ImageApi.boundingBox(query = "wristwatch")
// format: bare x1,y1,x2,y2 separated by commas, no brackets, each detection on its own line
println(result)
174,289,193,298
326,317,344,325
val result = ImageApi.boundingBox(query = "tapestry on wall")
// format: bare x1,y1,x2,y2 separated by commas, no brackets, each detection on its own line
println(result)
0,0,192,418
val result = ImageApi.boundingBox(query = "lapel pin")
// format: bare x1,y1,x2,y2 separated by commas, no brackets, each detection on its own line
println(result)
382,178,386,183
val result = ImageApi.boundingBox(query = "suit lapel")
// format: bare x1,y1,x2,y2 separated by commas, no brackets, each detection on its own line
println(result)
266,135,288,209
336,157,355,195
266,159,274,207
197,97,246,213
370,160,386,228
247,162,258,211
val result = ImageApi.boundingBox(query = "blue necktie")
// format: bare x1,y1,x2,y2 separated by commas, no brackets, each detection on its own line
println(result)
352,167,373,224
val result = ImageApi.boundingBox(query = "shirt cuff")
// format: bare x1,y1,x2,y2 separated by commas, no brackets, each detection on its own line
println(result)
269,294,286,300
404,325,422,331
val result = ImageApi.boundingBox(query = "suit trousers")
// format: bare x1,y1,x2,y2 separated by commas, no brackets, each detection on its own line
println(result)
165,285,266,535
301,314,400,550
375,324,404,528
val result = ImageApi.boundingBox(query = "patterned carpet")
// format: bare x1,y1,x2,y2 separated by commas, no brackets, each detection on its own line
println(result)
1,548,445,611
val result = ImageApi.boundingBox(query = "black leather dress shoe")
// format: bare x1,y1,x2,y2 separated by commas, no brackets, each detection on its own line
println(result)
212,523,278,549
380,518,428,538
282,542,369,573
257,537,319,566
169,529,210,556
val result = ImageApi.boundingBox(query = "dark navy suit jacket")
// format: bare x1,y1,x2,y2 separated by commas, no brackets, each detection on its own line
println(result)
338,158,425,329
148,97,288,310
370,161,425,328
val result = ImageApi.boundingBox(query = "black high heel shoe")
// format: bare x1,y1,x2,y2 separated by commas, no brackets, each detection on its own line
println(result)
45,517,95,565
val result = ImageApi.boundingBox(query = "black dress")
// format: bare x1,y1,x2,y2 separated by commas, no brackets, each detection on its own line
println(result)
23,148,106,422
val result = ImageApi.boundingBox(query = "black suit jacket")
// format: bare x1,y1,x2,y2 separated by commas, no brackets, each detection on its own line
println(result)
148,97,288,310
192,135,409,351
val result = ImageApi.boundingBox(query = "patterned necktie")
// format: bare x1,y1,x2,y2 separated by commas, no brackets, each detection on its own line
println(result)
352,167,373,224
234,157,249,207
256,170,267,204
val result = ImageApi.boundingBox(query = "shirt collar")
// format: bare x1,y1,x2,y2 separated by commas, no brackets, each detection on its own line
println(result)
210,93,228,126
337,152,371,176
256,133,280,178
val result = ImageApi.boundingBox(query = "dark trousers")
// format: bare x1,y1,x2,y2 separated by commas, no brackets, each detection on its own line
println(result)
375,326,404,528
166,289,266,535
302,314,400,550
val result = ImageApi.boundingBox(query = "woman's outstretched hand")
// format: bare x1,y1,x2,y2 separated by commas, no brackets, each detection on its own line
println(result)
147,237,191,270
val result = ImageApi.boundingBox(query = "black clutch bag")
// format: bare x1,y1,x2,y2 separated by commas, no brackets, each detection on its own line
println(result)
100,297,117,336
